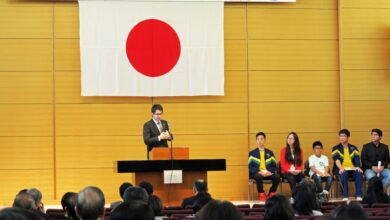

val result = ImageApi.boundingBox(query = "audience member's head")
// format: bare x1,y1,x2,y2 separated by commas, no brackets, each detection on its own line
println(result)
293,180,320,215
118,182,132,200
26,188,43,212
123,186,148,203
194,179,208,194
61,192,78,219
365,176,390,206
76,186,105,220
0,207,44,220
330,203,369,220
148,195,163,216
264,195,294,220
194,200,242,220
110,201,154,220
13,192,37,211
138,181,153,195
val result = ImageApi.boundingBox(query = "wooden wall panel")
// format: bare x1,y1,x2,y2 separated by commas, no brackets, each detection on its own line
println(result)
162,103,248,135
343,39,390,70
56,104,150,136
249,71,339,102
0,72,53,103
54,6,79,39
172,134,248,166
248,8,337,39
248,40,338,70
0,7,53,38
248,0,337,9
56,136,146,168
344,101,390,132
207,165,247,201
0,169,54,202
342,9,390,39
56,168,134,202
249,102,340,134
344,70,390,101
224,4,246,40
225,40,247,71
55,39,80,71
154,71,248,103
342,0,390,9
0,104,53,137
55,71,151,103
0,39,53,71
0,137,53,169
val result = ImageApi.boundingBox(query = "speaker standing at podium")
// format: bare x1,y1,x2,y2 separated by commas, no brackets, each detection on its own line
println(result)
143,104,173,159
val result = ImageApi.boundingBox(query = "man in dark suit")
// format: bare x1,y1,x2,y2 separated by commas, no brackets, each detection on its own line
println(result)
181,179,211,208
143,104,173,159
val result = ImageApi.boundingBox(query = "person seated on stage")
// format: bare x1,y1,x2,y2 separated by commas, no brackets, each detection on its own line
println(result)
309,141,333,196
332,129,363,201
76,186,105,220
194,200,242,220
363,176,390,207
330,203,369,220
248,132,280,202
181,179,212,208
361,128,390,188
61,192,78,220
280,132,305,193
264,195,294,220
143,104,173,159
111,182,133,210
293,180,322,216
123,186,149,203
110,200,154,220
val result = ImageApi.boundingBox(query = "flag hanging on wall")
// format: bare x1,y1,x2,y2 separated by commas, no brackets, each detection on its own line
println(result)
78,0,224,97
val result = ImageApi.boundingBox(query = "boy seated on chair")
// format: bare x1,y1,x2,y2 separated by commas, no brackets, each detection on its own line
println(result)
248,132,280,202
308,141,333,197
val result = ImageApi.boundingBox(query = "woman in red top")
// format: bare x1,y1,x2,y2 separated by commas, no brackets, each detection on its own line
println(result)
280,132,304,192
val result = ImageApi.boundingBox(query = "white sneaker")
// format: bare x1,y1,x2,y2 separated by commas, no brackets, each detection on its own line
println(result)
323,190,329,195
342,197,349,201
356,197,363,201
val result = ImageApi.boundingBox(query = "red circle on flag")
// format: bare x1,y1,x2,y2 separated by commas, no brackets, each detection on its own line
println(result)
126,19,181,77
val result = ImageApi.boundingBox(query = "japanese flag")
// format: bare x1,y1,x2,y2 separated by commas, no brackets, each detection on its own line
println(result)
78,0,224,97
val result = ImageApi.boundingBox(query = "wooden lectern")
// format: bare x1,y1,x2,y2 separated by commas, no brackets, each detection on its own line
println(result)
150,147,189,160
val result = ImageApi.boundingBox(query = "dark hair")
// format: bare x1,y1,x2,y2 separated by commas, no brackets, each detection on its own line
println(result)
330,203,369,220
119,182,133,199
339,129,350,137
264,195,294,220
26,189,42,205
13,192,36,210
139,181,153,195
364,176,390,207
0,207,44,220
123,186,148,203
148,195,163,216
61,192,78,220
194,200,242,220
285,132,302,166
110,201,154,220
256,132,266,139
151,104,163,114
312,141,323,149
76,186,105,220
371,128,383,137
293,181,320,215
194,179,208,192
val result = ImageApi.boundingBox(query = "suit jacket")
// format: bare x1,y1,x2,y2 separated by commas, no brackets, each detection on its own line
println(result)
143,119,173,152
181,192,211,208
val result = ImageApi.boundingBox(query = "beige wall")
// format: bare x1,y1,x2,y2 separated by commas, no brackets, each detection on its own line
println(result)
0,0,389,204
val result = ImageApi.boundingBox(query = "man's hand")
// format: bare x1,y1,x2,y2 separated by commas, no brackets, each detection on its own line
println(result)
356,167,363,173
339,167,345,174
159,132,170,140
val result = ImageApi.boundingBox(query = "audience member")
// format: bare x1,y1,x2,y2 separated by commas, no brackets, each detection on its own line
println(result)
330,203,369,220
363,176,390,207
123,186,148,203
61,192,78,220
76,186,105,220
110,201,154,220
263,195,294,220
110,182,133,210
194,200,242,220
182,179,212,208
293,180,322,216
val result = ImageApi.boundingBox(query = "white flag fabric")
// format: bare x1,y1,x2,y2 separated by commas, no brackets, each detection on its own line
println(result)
79,0,224,97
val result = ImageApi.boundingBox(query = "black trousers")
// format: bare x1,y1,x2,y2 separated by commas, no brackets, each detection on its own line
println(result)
281,173,305,192
251,173,281,194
